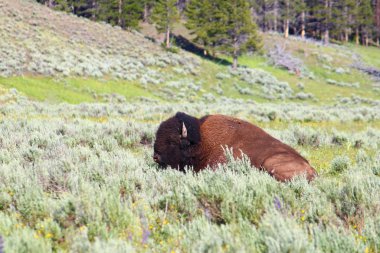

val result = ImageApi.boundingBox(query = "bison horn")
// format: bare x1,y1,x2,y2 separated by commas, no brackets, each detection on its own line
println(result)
182,122,188,138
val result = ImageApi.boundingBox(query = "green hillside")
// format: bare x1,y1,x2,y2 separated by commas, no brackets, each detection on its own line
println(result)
1,0,380,105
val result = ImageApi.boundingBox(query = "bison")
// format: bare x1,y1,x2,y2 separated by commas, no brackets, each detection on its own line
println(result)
153,112,317,182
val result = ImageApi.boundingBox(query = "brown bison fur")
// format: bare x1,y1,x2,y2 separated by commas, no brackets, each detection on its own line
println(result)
153,112,317,182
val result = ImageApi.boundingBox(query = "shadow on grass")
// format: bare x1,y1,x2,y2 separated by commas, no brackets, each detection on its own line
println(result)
172,35,231,66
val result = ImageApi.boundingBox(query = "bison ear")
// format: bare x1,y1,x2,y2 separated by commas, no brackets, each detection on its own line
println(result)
175,112,201,144
181,123,188,138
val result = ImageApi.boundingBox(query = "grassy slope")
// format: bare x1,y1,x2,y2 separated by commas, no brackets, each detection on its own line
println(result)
0,76,159,104
2,40,378,105
236,34,379,103
351,44,380,68
0,0,379,104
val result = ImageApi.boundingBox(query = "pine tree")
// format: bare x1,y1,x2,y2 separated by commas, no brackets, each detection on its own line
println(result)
250,0,277,32
36,0,54,7
220,0,262,69
309,0,345,44
264,0,305,38
122,0,143,29
186,0,261,69
294,0,308,39
282,0,291,38
358,0,373,46
36,0,97,19
263,0,278,31
320,0,334,44
51,0,89,15
352,0,373,45
97,0,142,29
376,0,380,45
97,0,119,26
89,0,97,20
152,0,179,48
50,0,72,12
186,0,224,55
334,0,355,42
142,0,156,23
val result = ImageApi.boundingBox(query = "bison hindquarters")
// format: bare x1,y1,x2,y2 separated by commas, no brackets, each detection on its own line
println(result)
261,153,317,182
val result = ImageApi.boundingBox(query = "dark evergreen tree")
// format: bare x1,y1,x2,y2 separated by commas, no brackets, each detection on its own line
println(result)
359,0,374,46
352,0,373,45
186,0,261,69
97,0,120,26
122,0,143,29
186,0,226,55
151,0,179,48
294,0,308,38
281,0,292,38
334,0,355,42
97,0,142,29
250,0,277,32
310,0,335,44
222,0,262,69
376,0,380,45
142,0,156,23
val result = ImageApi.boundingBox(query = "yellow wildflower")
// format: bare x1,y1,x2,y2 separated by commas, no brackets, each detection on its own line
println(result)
45,233,53,239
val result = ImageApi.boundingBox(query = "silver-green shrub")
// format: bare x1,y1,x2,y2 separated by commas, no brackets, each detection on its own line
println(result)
0,90,379,252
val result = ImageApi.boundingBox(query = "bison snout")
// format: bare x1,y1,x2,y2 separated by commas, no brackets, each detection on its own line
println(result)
153,153,161,163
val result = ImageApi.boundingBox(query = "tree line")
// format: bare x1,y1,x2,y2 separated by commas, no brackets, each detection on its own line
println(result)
35,0,380,68
253,0,380,46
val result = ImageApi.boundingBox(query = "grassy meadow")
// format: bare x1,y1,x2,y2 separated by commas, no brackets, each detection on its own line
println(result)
1,0,380,252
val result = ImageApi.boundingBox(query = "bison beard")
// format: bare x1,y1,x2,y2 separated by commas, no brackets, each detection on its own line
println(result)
153,112,317,182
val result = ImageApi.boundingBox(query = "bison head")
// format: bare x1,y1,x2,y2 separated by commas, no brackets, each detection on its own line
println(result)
153,112,201,170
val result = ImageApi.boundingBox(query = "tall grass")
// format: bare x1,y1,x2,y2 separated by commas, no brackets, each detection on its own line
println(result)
0,91,379,252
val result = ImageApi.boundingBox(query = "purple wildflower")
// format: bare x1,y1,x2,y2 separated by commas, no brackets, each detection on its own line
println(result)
0,236,3,253
142,228,151,244
140,212,151,244
274,197,282,210
128,232,133,241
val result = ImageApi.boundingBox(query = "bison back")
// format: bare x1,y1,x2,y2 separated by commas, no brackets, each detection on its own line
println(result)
199,115,317,181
